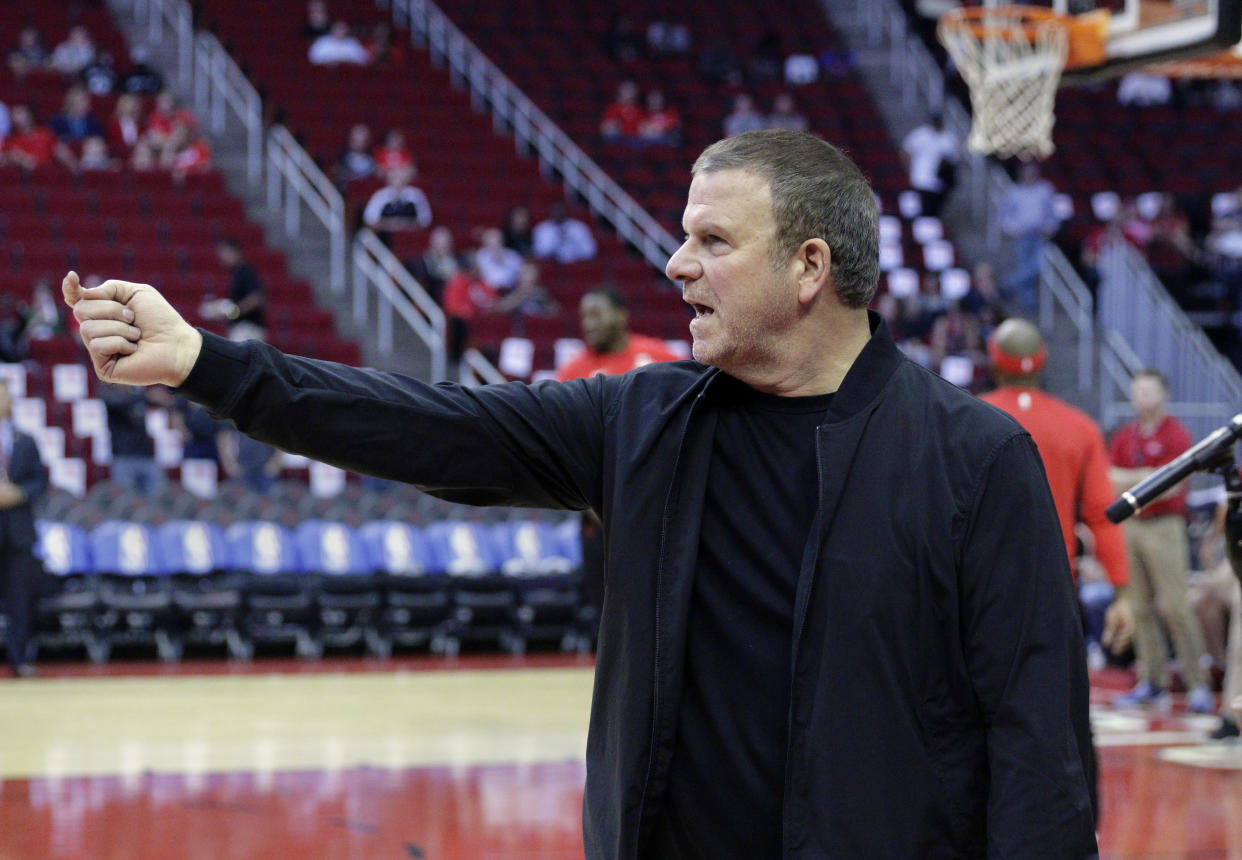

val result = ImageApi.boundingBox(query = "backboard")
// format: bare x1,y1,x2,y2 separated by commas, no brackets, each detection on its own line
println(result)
1036,0,1242,82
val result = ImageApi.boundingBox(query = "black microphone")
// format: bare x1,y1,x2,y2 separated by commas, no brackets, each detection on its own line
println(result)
1106,414,1242,524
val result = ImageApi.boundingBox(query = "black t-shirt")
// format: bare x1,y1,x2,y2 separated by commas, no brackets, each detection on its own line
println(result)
652,377,833,857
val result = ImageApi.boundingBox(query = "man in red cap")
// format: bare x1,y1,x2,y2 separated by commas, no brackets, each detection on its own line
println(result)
980,319,1133,649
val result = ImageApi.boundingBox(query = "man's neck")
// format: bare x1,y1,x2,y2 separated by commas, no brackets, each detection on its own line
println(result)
1138,411,1165,433
740,310,872,397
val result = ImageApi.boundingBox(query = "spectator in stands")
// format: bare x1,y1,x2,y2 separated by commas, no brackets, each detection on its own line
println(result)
646,18,691,55
1110,369,1214,712
365,22,405,68
998,162,1061,313
475,227,524,292
120,46,164,95
166,126,213,182
441,254,496,372
638,90,681,146
304,0,332,40
406,225,461,303
600,80,644,143
698,38,743,86
0,297,25,363
603,14,643,63
0,378,47,678
102,382,166,495
79,135,119,171
900,113,959,217
373,128,414,173
144,89,197,154
7,26,49,79
80,51,118,96
765,92,807,132
0,105,76,171
502,206,534,257
335,123,376,186
532,203,597,263
722,93,766,138
1117,71,1172,107
107,94,145,156
203,238,266,343
0,103,8,143
50,86,104,144
130,139,158,172
558,286,677,380
928,300,984,379
50,26,97,77
493,261,559,324
309,20,370,66
362,164,433,238
22,281,65,339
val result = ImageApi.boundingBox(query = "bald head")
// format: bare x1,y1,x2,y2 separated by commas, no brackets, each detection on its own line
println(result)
989,318,1047,384
994,319,1043,358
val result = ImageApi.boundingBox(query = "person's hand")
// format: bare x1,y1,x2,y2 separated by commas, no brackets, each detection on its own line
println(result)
0,482,24,510
62,271,203,388
1100,594,1135,655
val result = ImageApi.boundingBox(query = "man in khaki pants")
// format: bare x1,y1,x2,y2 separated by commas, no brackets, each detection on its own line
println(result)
1110,369,1214,712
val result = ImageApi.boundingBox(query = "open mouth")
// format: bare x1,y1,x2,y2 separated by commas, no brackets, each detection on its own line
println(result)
688,302,714,318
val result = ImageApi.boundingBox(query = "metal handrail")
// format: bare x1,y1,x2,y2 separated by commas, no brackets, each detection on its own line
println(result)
1039,244,1095,393
352,229,447,382
192,32,263,186
379,0,681,271
265,126,346,295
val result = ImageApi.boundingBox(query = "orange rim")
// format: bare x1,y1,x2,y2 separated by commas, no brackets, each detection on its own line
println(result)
939,5,1107,70
938,5,1067,42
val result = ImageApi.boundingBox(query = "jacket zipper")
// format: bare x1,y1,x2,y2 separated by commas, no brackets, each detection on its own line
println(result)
634,390,705,851
782,426,827,856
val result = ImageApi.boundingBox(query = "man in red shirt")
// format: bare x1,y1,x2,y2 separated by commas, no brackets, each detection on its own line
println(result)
1109,368,1213,711
980,319,1133,653
557,287,678,381
1,104,75,171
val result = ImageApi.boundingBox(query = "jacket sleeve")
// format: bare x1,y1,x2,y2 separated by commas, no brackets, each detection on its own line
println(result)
1079,422,1129,588
955,433,1098,859
176,331,607,511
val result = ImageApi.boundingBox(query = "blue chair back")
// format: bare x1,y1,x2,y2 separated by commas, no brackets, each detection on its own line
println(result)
36,521,91,576
359,521,435,575
225,521,300,575
294,520,369,576
157,520,229,575
90,521,163,576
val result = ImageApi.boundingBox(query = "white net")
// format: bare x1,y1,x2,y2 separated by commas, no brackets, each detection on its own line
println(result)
938,7,1069,160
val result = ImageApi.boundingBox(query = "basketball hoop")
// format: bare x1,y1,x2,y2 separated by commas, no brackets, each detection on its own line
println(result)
938,6,1081,160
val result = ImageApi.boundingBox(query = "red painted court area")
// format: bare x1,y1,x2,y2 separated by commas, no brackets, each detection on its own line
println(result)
0,764,587,860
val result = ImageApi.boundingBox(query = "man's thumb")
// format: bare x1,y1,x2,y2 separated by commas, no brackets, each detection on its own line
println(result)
62,271,82,308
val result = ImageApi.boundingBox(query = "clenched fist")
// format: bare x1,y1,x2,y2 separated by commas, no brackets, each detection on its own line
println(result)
62,271,203,388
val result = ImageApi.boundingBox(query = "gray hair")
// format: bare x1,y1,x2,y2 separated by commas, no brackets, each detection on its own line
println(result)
692,130,880,308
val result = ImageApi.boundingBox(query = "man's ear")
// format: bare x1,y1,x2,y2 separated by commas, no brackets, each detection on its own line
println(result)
796,238,832,306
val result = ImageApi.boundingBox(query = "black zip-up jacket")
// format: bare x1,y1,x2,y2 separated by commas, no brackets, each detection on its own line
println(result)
179,315,1097,858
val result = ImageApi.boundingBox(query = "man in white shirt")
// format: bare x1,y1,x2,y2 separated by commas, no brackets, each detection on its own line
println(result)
309,21,370,66
475,227,524,291
532,203,597,263
362,165,433,237
900,114,959,216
